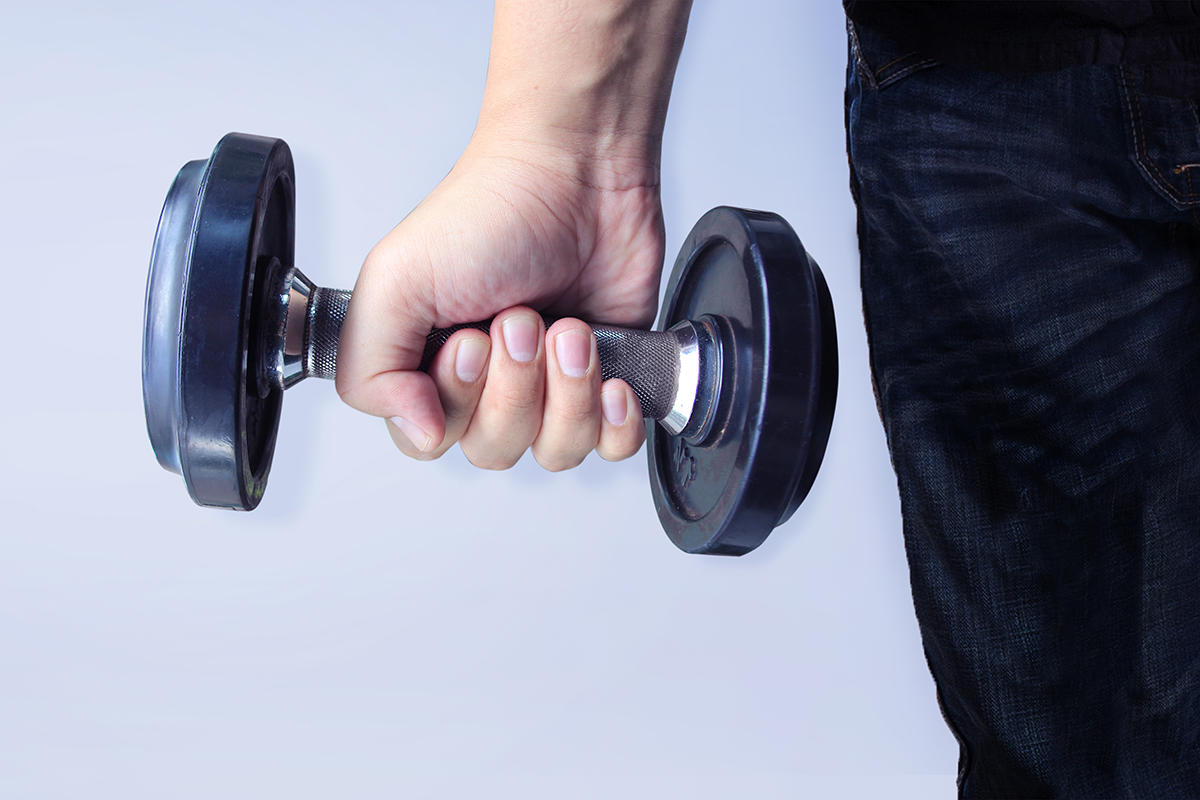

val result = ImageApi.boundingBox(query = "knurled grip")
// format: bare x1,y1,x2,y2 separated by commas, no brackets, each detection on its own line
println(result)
306,287,350,381
593,326,681,421
301,290,689,424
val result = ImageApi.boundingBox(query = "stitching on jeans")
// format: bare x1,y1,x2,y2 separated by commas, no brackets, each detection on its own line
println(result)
876,54,936,87
1184,168,1200,226
876,52,914,75
1120,65,1200,203
1123,65,1200,200
881,59,938,86
1185,100,1200,180
847,21,878,92
1188,171,1200,226
1179,101,1200,176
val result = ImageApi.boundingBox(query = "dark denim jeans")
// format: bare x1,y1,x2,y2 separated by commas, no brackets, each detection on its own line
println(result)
847,22,1200,799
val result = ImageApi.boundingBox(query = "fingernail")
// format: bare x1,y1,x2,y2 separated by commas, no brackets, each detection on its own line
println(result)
555,329,591,378
502,315,540,363
454,337,489,383
601,387,628,426
389,416,433,453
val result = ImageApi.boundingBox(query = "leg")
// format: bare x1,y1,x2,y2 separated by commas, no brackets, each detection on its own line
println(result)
847,21,1200,798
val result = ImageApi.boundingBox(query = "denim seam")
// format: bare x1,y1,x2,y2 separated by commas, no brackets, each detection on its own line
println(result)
878,58,939,88
847,20,878,91
1188,102,1200,229
1120,65,1200,207
1187,170,1200,227
874,53,911,74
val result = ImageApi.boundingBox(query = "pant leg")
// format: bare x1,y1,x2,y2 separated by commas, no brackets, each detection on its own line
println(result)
846,21,1200,799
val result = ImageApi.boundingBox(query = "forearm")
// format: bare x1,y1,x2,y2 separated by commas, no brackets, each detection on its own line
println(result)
473,0,692,188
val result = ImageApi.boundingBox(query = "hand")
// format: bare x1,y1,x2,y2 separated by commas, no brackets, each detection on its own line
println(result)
336,142,662,469
335,0,691,471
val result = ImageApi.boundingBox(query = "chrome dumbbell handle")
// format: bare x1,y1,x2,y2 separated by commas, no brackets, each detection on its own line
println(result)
272,267,719,437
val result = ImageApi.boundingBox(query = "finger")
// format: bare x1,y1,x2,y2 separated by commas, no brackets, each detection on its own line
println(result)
336,247,445,455
532,319,602,471
387,328,491,460
595,379,646,462
458,307,547,470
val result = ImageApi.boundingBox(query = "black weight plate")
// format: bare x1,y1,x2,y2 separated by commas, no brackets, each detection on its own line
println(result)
647,207,836,555
171,133,294,510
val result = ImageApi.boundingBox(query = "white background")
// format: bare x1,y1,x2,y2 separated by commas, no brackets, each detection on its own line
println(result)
0,2,957,798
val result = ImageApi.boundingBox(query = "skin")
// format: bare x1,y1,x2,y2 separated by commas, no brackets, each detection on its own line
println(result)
336,0,693,470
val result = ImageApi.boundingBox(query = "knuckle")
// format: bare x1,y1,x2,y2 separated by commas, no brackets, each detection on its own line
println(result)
532,424,598,472
459,427,534,472
534,450,586,473
462,448,520,471
490,384,544,416
550,396,599,427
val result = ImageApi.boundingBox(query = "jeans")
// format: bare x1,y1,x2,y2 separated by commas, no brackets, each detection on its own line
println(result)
847,22,1200,799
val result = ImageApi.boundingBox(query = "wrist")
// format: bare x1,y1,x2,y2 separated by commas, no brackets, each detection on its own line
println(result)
463,121,662,194
472,0,690,190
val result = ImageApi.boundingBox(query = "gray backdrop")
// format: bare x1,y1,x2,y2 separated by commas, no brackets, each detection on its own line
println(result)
0,1,957,797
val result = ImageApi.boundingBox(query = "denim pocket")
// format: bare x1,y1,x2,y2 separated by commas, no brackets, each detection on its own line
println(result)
848,20,938,91
1119,64,1200,210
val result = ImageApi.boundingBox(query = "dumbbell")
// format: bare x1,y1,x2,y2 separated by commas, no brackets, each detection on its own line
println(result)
143,133,837,555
